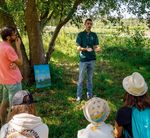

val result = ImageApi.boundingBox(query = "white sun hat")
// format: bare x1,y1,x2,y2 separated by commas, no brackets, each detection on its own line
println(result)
83,97,110,125
122,72,148,96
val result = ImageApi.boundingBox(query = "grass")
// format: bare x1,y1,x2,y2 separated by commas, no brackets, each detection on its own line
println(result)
1,28,150,137
27,30,150,138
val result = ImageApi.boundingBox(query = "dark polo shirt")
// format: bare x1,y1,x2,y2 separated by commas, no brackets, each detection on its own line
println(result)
76,30,99,62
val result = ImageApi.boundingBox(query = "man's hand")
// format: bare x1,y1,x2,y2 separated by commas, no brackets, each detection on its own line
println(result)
15,37,21,49
94,47,101,52
9,63,17,70
86,47,93,52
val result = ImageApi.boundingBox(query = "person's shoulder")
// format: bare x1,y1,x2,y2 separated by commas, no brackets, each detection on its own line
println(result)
78,31,85,35
1,123,9,130
77,124,90,138
116,106,132,120
118,106,132,113
0,41,10,46
85,123,114,138
0,123,9,136
33,123,49,138
103,123,113,129
79,123,94,132
99,122,113,130
4,43,15,52
42,123,49,130
90,32,97,35
86,123,113,130
77,128,88,138
36,123,49,131
0,41,9,50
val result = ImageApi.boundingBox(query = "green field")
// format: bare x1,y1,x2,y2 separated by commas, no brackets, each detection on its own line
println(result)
24,26,150,138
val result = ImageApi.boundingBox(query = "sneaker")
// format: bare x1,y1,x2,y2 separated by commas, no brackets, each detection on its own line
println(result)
87,94,92,100
76,97,81,102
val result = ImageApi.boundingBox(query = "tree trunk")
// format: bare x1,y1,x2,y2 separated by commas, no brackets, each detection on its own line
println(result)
46,24,62,62
0,0,31,82
25,0,46,66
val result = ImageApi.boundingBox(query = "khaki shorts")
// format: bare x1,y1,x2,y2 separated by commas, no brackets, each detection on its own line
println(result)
0,83,22,105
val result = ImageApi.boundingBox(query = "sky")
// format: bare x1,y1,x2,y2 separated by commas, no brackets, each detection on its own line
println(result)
79,2,148,19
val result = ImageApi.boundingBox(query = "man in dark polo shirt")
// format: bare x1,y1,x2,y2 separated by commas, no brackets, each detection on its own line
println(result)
76,18,100,101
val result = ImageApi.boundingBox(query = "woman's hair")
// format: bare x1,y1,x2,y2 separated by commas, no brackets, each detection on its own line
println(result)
7,103,36,122
124,92,150,110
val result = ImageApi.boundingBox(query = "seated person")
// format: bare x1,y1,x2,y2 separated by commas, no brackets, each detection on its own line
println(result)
77,97,114,138
114,72,150,138
0,90,49,138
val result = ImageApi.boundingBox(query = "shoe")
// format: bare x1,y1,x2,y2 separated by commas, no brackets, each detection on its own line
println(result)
76,97,81,102
87,94,92,100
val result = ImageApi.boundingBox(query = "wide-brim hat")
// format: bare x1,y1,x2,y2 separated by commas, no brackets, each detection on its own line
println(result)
122,72,148,96
83,97,110,125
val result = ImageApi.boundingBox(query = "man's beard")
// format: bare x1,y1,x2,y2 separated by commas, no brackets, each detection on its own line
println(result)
10,39,16,46
10,38,15,43
87,26,91,30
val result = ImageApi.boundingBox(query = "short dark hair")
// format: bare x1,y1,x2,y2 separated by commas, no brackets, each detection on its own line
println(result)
124,92,150,110
85,18,93,24
0,26,16,40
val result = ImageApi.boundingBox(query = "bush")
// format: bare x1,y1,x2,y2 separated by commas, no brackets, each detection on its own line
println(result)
49,62,64,89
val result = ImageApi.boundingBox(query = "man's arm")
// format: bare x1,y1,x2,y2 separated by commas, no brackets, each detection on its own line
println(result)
14,37,23,65
114,121,123,138
77,46,94,52
77,46,87,51
93,32,101,52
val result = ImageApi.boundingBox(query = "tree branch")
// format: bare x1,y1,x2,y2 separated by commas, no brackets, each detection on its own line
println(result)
46,0,84,62
47,10,54,22
40,10,54,30
59,0,64,22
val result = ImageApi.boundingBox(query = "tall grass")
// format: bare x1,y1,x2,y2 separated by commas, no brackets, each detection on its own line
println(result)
16,28,150,138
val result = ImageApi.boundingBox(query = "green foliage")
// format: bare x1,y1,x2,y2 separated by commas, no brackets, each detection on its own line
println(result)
6,0,25,33
131,29,145,48
49,63,64,89
4,0,150,32
103,45,150,68
26,28,150,138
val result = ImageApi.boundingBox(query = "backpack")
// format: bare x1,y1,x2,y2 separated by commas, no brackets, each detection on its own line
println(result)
132,107,150,138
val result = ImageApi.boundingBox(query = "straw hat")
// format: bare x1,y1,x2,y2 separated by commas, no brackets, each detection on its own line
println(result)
122,72,148,96
83,97,110,125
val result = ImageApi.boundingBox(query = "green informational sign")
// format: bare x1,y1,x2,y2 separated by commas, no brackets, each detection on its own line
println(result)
34,64,51,88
